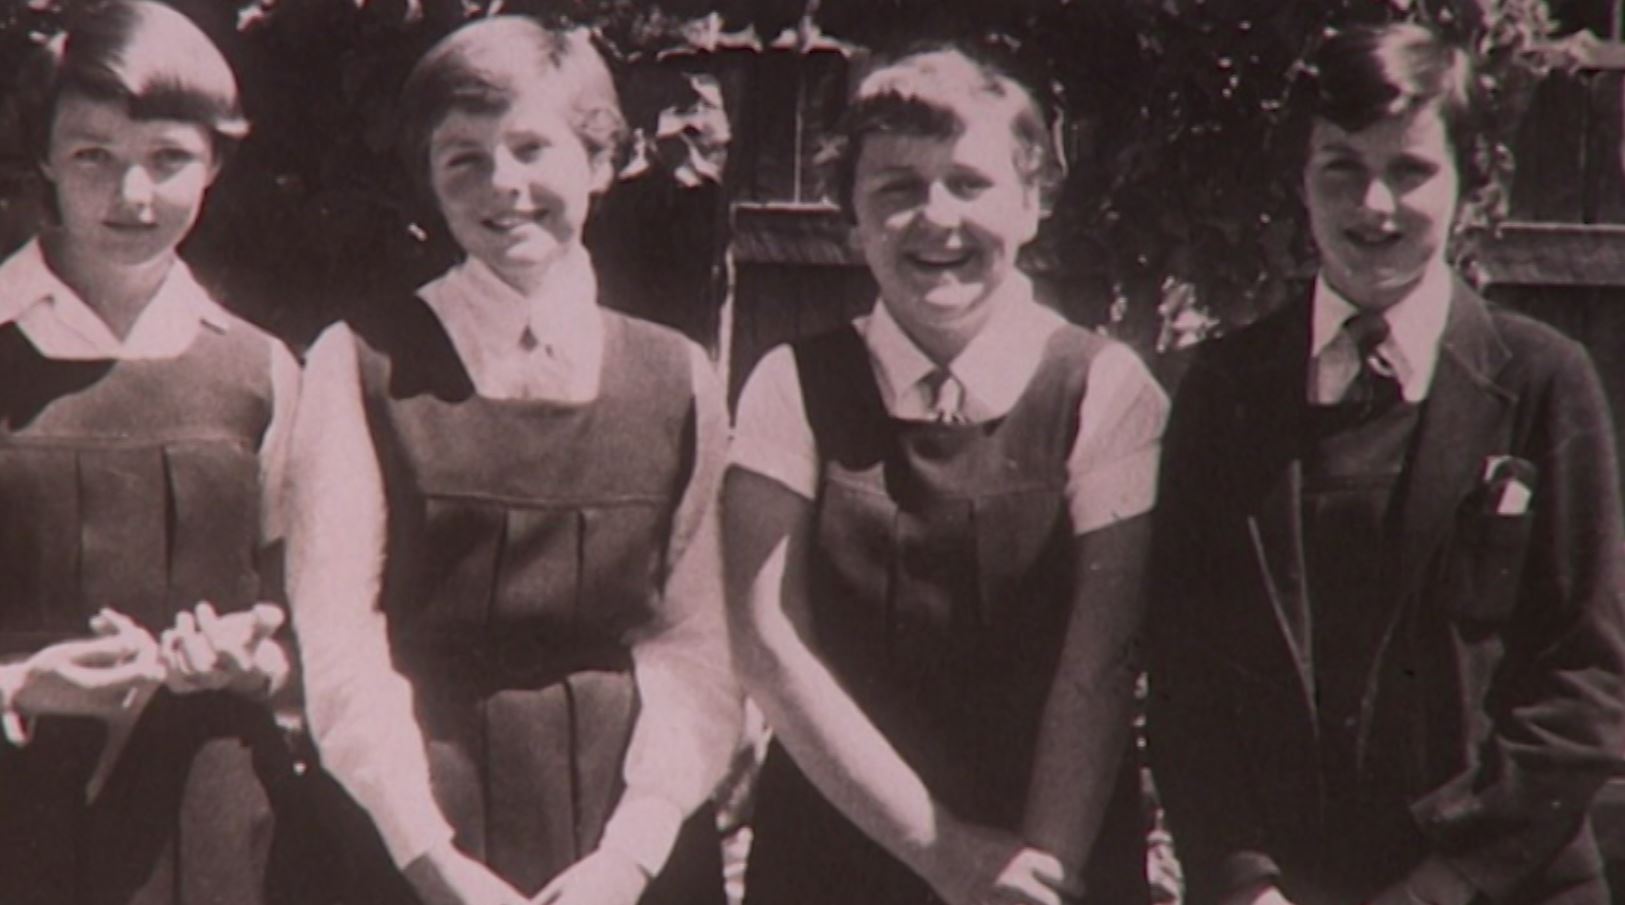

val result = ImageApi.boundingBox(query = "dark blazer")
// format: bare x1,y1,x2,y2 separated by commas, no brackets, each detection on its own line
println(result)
1147,279,1625,905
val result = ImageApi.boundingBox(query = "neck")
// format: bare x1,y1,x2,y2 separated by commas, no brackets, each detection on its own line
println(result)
890,306,992,369
1325,259,1447,315
485,246,578,300
40,231,172,341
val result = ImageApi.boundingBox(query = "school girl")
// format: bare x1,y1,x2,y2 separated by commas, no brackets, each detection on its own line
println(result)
725,44,1167,905
287,16,738,905
0,2,302,902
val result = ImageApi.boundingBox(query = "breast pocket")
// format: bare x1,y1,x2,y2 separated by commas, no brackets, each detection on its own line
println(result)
1442,510,1534,624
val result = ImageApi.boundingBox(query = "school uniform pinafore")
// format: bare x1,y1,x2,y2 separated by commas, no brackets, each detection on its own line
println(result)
0,320,300,905
338,297,724,903
743,324,1147,905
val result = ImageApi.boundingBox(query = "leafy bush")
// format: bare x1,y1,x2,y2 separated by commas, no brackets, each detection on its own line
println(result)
0,0,1576,351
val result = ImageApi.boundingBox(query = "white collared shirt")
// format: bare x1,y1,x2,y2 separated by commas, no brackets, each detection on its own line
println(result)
417,249,604,402
0,238,298,536
0,238,234,359
731,275,1170,535
288,257,739,874
1309,261,1452,405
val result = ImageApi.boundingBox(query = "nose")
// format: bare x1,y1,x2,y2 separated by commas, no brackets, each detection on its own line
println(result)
918,182,963,229
489,147,525,195
1360,177,1397,216
116,165,156,208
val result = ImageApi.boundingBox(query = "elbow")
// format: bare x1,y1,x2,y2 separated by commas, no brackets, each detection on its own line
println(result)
725,612,793,703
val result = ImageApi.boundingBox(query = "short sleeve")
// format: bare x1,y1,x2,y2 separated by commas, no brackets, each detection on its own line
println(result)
729,345,819,499
1066,343,1170,535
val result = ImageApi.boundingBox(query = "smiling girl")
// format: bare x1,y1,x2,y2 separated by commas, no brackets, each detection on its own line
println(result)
287,17,737,905
0,3,303,903
725,45,1166,905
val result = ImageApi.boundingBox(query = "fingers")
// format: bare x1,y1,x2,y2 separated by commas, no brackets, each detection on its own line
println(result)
986,849,1071,905
161,610,228,692
1024,850,1083,899
66,611,163,682
249,602,285,643
50,632,147,669
194,604,251,673
55,639,163,692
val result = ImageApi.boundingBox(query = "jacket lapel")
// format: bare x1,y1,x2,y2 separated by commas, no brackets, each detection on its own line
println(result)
1390,279,1515,604
1237,299,1316,699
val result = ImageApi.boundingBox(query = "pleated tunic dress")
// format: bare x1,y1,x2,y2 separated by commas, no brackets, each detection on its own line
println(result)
739,313,1154,905
0,247,299,905
328,291,726,903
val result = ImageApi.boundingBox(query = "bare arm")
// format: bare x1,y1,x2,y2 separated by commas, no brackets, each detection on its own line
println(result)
723,467,1026,905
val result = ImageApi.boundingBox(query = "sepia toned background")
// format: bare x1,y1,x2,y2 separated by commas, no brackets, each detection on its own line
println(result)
6,0,1625,900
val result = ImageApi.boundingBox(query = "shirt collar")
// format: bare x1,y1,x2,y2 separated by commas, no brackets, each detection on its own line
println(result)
0,239,61,326
1311,260,1451,399
419,247,600,352
0,238,230,348
863,272,1061,415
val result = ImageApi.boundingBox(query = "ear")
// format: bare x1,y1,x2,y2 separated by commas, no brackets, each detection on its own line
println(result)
1016,181,1043,246
588,146,615,195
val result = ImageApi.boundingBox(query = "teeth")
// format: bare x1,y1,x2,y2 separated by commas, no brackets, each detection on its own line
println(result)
910,252,971,266
489,212,543,229
1348,231,1400,247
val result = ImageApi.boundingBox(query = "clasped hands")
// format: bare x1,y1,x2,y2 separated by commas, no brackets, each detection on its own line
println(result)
2,603,287,723
407,842,652,905
1220,878,1439,905
928,821,1083,905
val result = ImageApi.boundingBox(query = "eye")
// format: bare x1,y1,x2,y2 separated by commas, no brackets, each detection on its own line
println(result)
870,176,921,199
946,172,992,197
511,139,545,163
150,146,200,174
440,149,488,172
1390,157,1440,188
69,146,114,166
1319,157,1362,177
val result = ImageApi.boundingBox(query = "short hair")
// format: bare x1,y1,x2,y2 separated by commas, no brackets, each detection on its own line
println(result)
826,44,1062,220
1305,22,1483,182
397,17,627,200
16,0,247,163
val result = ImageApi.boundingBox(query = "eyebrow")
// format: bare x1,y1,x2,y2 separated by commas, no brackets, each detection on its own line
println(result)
53,126,114,144
866,165,921,177
431,135,484,151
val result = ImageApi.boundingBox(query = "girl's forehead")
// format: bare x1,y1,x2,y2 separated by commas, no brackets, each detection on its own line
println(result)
430,87,578,142
50,93,212,147
1308,105,1453,157
857,118,1019,169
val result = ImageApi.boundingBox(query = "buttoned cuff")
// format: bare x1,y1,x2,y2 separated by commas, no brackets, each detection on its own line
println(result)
348,765,456,868
599,793,686,878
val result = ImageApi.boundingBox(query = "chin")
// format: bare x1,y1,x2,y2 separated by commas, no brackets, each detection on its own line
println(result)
917,282,988,312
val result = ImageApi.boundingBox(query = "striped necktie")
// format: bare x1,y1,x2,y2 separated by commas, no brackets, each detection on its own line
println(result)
1342,310,1402,412
923,368,967,424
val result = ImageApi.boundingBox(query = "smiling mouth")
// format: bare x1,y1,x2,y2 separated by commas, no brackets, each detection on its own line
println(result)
1344,227,1404,251
484,210,548,232
905,249,976,271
